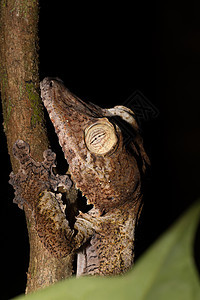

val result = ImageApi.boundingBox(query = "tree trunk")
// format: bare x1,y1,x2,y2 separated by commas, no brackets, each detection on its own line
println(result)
0,0,74,293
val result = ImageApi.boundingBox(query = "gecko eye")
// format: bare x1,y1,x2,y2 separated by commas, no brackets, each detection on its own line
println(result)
85,120,118,155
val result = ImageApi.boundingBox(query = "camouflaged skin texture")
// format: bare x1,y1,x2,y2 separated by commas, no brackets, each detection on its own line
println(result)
39,78,149,276
76,204,141,276
9,140,95,258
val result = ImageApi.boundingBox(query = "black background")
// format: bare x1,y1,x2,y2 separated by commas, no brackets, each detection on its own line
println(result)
1,1,200,299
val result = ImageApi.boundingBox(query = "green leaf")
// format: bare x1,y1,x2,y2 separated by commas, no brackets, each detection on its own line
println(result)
14,200,200,300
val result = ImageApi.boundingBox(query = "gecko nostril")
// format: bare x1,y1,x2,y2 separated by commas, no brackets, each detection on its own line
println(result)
49,80,54,88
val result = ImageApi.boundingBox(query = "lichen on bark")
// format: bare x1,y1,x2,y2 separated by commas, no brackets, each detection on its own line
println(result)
25,82,44,127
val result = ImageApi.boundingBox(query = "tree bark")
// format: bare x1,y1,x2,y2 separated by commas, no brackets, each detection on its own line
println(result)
0,0,74,294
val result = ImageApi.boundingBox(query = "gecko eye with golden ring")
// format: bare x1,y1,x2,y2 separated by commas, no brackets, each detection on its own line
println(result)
85,120,118,155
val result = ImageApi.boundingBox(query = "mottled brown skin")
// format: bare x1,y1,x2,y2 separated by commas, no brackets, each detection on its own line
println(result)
39,78,149,275
10,140,98,258
76,205,140,275
9,140,74,258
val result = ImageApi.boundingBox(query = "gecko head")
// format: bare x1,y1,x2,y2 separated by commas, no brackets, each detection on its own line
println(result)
40,78,149,214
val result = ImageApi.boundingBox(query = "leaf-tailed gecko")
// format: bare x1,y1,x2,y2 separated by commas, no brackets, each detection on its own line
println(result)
10,78,149,276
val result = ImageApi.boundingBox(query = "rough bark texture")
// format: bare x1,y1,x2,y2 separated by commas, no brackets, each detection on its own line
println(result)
0,0,74,293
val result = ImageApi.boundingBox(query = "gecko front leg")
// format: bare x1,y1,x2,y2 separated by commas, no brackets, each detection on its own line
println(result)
9,140,96,258
35,191,96,258
9,139,71,210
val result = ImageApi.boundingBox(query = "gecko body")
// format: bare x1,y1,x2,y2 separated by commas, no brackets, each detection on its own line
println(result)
40,78,149,275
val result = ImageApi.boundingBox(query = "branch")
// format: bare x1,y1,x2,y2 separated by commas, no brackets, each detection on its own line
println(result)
0,0,74,293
